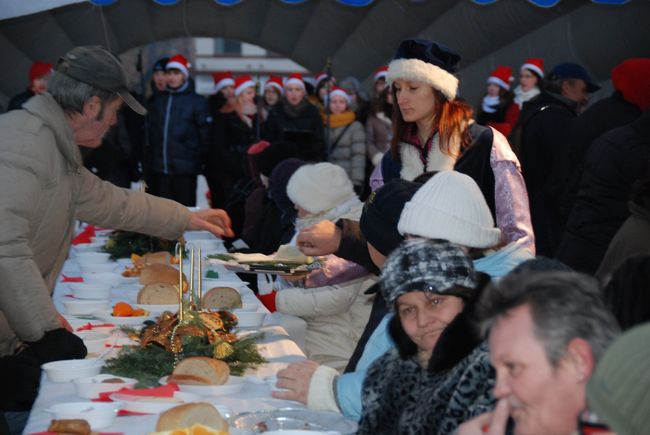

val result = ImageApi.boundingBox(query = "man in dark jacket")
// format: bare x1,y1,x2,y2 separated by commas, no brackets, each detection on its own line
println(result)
555,110,650,274
515,62,600,257
147,54,212,206
7,61,52,111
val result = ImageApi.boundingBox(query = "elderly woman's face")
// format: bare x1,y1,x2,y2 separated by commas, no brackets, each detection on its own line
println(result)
397,291,464,352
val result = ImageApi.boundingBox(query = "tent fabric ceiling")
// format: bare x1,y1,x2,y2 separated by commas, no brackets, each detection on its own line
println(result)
0,0,648,106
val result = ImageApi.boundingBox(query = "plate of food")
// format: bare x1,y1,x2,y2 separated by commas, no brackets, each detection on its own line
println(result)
109,390,201,414
207,245,320,276
93,302,156,326
159,356,246,396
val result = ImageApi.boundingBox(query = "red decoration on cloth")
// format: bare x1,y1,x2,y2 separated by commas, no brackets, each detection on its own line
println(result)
29,432,123,435
94,382,179,403
257,291,277,312
62,275,83,282
72,225,96,245
75,323,116,331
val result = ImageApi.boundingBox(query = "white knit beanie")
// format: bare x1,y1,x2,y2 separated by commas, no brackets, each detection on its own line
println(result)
286,163,355,214
398,171,502,248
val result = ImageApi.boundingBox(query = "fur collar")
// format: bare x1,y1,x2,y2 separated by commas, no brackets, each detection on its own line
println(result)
398,134,457,181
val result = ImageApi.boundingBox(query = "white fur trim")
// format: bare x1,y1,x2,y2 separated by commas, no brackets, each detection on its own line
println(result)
398,133,457,181
286,77,306,91
487,76,510,90
374,70,388,81
521,63,543,79
315,73,328,85
215,78,234,93
166,61,189,78
307,365,340,412
329,88,350,104
235,79,255,96
387,58,458,100
265,81,284,94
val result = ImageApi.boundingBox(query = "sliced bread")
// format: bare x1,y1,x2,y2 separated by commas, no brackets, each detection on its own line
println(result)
170,357,229,386
155,403,228,432
137,283,179,305
140,263,187,288
202,287,242,310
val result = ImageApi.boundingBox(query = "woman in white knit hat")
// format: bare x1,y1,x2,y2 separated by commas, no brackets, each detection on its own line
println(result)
372,38,535,255
258,162,376,370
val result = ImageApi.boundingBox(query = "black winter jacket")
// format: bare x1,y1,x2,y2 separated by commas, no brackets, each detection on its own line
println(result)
556,110,650,274
147,80,212,175
211,111,259,181
7,89,35,112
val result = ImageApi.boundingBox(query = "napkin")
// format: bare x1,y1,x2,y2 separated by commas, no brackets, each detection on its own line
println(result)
95,382,179,402
72,225,96,245
62,275,83,283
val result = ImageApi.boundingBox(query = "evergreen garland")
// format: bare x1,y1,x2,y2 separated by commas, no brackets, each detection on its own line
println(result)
102,230,179,260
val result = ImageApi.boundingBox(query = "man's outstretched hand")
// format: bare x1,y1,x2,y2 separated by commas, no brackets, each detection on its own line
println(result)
296,220,341,256
187,209,235,239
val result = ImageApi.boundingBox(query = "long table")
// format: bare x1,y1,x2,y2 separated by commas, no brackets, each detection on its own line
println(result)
22,234,315,435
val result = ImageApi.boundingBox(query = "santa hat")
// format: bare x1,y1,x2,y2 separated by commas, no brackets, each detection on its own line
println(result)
520,58,544,78
234,75,255,96
387,39,460,101
398,171,502,248
166,54,190,78
29,61,52,82
264,75,284,95
329,86,351,104
315,71,334,87
487,66,514,90
374,66,389,82
286,162,355,214
285,73,306,91
212,71,235,93
611,58,650,112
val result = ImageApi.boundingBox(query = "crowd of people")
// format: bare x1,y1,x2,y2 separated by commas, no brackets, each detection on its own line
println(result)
1,36,649,435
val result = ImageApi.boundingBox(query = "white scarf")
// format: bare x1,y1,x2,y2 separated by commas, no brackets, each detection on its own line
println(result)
481,95,500,113
513,85,540,108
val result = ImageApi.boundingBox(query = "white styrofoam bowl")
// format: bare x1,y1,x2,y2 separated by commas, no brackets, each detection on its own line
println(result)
235,311,266,328
44,402,121,429
72,241,106,253
68,283,112,300
73,374,137,399
41,358,103,383
79,263,119,274
75,252,112,265
73,331,109,354
63,299,110,316
82,273,122,287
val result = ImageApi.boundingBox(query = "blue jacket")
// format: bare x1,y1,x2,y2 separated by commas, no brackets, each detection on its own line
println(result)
147,80,212,175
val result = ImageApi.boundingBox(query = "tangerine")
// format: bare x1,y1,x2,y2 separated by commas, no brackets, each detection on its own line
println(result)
112,301,134,317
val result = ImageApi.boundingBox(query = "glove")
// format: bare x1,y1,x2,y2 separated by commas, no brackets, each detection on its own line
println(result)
257,290,278,312
21,328,87,365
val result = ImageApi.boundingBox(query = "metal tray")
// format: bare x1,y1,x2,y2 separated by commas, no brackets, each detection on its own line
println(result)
229,408,357,434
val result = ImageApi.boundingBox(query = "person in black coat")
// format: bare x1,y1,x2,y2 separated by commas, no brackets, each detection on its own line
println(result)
555,110,650,274
146,55,212,206
515,62,600,257
263,73,324,162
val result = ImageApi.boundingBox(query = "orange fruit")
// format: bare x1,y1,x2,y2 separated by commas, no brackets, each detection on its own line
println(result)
112,302,134,317
132,308,146,317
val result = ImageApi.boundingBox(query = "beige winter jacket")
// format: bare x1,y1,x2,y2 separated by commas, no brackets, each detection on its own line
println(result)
327,121,366,188
0,94,190,356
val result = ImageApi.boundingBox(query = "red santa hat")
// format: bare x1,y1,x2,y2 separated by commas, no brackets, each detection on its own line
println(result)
166,54,190,78
487,66,514,90
520,58,544,78
212,71,235,93
329,86,351,104
285,73,306,91
234,75,256,96
264,75,284,95
29,61,52,82
315,71,335,87
374,66,389,82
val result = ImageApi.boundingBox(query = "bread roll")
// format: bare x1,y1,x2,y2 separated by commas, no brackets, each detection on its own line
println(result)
47,419,91,435
202,287,242,310
138,251,172,266
170,357,229,385
137,283,179,304
140,263,187,288
155,403,228,432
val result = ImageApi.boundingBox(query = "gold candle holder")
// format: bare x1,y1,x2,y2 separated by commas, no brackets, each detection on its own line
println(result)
176,243,184,321
198,247,202,309
189,247,195,307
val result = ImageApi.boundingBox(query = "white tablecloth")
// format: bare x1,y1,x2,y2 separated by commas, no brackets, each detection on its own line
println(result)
22,238,317,435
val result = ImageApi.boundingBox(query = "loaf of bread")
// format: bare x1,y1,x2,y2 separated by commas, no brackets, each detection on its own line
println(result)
139,263,187,289
137,251,172,266
47,419,91,435
168,357,229,386
155,403,229,432
201,287,242,310
137,283,179,304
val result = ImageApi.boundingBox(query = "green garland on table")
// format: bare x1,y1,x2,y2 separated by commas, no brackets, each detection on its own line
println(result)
102,333,266,388
102,230,179,260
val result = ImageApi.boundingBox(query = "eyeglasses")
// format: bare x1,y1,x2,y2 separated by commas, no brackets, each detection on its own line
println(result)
577,410,612,435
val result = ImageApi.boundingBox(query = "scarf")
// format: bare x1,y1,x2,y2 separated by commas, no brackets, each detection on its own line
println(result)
481,95,500,113
513,85,540,108
282,97,310,118
294,196,363,231
324,111,355,128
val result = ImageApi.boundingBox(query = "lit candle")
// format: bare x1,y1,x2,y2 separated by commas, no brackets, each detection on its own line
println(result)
189,247,195,306
177,243,184,321
198,247,202,309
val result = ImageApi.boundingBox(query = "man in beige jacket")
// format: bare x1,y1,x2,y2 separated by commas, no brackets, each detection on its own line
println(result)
0,46,233,416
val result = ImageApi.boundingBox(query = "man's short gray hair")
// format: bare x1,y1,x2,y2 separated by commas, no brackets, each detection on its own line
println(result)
48,71,117,115
476,271,620,365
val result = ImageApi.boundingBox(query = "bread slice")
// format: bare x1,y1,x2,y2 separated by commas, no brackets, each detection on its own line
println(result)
171,357,229,386
140,263,187,288
138,251,172,266
137,283,179,305
202,287,242,310
155,403,228,432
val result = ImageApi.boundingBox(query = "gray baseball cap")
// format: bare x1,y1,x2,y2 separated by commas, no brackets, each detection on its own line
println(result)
55,45,147,115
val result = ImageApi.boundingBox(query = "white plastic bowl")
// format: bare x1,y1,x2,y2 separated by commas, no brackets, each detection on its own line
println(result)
63,299,110,316
79,263,119,274
73,374,137,399
75,252,112,265
69,283,112,300
73,241,106,253
45,402,121,429
235,311,266,328
74,331,109,354
41,358,103,383
82,273,122,287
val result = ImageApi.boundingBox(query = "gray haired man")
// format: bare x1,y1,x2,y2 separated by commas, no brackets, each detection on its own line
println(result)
457,272,619,435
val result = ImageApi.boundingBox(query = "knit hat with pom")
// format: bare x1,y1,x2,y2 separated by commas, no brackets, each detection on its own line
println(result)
286,163,355,214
